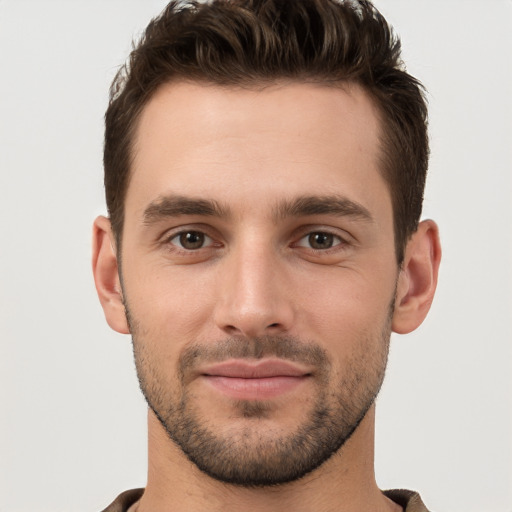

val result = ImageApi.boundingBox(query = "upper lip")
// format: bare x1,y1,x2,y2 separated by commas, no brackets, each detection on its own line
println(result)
200,359,311,379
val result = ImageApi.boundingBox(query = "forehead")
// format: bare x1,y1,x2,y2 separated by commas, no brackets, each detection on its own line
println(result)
127,80,387,218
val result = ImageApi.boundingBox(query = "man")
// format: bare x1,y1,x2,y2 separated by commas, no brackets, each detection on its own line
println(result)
92,0,441,510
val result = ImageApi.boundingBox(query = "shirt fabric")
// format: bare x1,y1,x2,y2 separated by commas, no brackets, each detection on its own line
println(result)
101,487,430,511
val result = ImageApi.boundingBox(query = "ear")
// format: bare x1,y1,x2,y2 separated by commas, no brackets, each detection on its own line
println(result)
392,219,441,334
92,216,130,334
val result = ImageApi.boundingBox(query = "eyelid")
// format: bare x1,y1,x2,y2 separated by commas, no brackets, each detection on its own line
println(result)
168,231,214,250
293,225,352,242
295,232,343,248
159,223,214,240
159,224,222,250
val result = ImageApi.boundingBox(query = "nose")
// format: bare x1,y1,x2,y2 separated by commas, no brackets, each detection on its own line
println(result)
213,243,294,338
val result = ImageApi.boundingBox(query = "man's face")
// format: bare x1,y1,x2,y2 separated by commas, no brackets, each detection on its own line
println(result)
119,81,398,485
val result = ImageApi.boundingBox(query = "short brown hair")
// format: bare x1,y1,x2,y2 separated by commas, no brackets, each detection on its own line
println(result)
104,0,428,263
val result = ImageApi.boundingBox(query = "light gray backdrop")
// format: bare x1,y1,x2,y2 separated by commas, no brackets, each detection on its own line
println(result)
0,1,511,511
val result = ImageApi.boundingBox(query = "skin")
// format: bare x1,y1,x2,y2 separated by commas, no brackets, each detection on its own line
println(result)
93,81,441,512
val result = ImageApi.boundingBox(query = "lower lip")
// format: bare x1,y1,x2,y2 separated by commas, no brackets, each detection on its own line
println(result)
202,375,308,400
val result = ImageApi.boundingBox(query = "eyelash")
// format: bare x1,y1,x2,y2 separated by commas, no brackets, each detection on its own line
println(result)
161,227,349,255
163,229,217,252
294,231,346,252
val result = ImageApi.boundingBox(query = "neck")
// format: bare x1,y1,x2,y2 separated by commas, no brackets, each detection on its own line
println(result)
136,406,401,512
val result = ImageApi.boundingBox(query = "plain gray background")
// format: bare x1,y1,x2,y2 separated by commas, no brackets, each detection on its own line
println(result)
0,1,511,510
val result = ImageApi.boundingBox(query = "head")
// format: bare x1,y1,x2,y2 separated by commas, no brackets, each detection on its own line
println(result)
104,0,429,264
94,0,440,489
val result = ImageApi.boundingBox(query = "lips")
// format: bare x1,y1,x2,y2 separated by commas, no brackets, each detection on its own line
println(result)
199,359,311,400
202,359,310,378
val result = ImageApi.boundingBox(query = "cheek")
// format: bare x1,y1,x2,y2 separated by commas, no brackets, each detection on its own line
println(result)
123,262,217,347
294,266,395,338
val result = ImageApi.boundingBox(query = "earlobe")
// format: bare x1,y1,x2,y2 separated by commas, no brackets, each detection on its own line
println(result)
92,216,130,334
392,219,441,334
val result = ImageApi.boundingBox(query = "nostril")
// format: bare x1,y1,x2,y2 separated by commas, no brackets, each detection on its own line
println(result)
225,324,241,334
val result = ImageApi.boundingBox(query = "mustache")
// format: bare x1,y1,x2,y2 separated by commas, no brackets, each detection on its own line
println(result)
179,335,330,373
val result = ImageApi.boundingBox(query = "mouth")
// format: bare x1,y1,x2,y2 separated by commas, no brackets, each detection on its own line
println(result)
198,359,312,400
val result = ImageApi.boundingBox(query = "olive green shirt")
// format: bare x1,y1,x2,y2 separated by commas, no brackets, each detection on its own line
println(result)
101,488,430,511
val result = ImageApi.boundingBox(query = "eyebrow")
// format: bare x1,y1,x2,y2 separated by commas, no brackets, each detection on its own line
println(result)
142,193,373,225
143,194,231,224
273,195,373,223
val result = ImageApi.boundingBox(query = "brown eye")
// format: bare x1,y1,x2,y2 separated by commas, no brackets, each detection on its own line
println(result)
295,231,344,250
171,231,211,250
308,232,335,249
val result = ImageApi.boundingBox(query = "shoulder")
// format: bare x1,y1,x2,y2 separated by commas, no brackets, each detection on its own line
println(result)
100,488,144,512
383,489,431,512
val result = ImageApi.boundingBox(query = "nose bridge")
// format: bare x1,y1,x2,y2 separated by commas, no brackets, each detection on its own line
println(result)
214,235,293,337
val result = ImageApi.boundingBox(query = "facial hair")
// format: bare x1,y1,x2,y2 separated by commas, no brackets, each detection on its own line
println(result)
126,307,392,488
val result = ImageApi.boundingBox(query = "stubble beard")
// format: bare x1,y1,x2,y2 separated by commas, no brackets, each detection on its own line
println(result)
127,310,392,488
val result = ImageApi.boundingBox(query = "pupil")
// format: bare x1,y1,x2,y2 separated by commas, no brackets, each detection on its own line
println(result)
310,232,333,249
180,231,204,249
